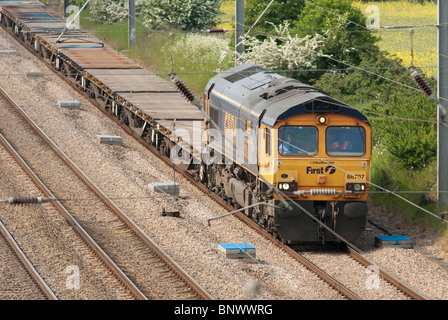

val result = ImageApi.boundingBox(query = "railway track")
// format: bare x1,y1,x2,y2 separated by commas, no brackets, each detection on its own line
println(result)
0,6,433,299
348,247,428,300
0,127,138,299
30,45,427,300
0,217,56,300
0,85,213,300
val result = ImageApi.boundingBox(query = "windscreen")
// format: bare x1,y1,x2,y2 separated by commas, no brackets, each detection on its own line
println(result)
326,126,366,156
278,126,318,156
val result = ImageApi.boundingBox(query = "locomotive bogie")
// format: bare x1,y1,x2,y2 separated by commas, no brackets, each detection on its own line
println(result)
274,200,368,244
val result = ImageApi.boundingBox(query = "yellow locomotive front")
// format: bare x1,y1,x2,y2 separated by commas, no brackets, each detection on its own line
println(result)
260,112,371,243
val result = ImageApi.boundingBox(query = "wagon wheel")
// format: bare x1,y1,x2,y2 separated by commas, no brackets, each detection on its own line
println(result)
62,62,72,78
89,83,107,108
87,82,97,99
41,47,52,62
175,146,192,172
160,138,170,157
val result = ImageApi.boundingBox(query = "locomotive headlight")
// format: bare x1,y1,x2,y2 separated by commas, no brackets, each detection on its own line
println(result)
317,115,327,125
278,182,298,192
346,183,366,193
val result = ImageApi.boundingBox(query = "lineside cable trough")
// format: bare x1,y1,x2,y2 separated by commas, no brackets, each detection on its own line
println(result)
58,100,80,109
375,235,413,249
218,243,256,262
97,135,123,145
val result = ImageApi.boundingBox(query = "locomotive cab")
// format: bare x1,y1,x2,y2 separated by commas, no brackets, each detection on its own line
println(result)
268,112,371,244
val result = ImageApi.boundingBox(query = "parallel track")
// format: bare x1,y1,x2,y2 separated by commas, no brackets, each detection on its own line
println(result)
0,6,429,300
0,94,145,300
0,85,213,300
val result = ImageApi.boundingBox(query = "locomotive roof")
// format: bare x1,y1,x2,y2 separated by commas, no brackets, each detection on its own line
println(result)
206,63,370,127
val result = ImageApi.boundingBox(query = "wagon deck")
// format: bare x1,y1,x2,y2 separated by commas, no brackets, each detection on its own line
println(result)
0,0,204,155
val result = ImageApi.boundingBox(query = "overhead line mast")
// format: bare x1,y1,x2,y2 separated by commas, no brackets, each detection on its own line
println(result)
438,0,448,210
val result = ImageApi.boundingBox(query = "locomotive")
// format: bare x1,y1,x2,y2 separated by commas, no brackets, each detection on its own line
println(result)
201,63,371,244
0,0,370,244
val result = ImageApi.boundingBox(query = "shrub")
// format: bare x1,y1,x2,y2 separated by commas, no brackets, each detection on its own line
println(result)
371,92,437,169
86,0,146,23
79,0,221,31
141,0,222,31
220,22,325,81
244,0,305,34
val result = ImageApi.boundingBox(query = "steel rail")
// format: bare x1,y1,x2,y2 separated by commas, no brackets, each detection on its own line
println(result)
0,125,147,300
0,85,213,300
348,247,430,300
0,216,58,300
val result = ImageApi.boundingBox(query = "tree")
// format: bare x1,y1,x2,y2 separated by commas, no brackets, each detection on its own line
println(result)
84,0,222,31
371,92,437,169
294,0,380,81
244,0,305,35
87,0,145,23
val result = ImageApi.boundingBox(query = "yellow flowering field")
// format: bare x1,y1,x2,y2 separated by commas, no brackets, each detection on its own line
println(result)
353,1,437,78
218,0,235,30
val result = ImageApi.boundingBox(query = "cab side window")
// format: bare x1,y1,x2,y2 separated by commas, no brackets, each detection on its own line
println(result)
264,128,271,156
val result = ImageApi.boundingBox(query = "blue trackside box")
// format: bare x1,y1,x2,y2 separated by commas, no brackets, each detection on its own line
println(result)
375,235,412,248
218,243,256,260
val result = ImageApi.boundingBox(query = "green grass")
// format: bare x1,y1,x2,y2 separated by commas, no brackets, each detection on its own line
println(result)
80,13,147,52
78,10,234,95
370,147,446,231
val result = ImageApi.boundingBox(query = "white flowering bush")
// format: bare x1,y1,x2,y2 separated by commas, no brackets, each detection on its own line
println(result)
87,0,145,23
223,22,325,75
141,0,222,31
85,0,222,30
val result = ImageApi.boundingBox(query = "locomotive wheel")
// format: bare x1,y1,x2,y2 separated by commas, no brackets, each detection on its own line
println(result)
199,164,207,183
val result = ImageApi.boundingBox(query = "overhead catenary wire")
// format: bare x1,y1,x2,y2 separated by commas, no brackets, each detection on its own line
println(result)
272,131,448,224
1,0,440,302
243,0,276,39
17,0,445,227
75,9,444,138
